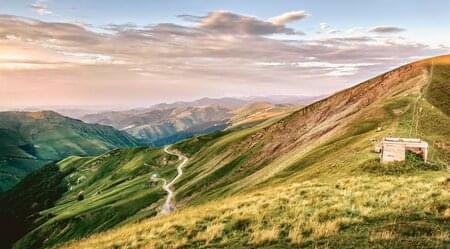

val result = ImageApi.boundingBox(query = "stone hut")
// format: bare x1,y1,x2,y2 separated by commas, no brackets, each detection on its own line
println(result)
380,137,428,163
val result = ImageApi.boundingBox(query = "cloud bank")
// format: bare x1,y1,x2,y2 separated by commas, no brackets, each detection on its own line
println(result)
179,10,306,35
0,11,447,107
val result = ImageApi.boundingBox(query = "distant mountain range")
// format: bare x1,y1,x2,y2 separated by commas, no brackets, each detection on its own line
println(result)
143,95,323,110
79,95,322,145
82,105,233,146
1,95,323,118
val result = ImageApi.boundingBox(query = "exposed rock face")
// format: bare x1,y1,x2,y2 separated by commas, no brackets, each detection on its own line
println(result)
214,59,432,174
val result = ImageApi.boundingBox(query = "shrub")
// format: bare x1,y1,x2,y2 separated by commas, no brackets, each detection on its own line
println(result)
362,152,443,175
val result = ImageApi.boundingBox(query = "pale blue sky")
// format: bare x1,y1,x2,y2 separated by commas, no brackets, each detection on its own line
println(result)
1,0,449,45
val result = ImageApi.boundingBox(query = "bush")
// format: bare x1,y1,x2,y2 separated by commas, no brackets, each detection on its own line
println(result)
362,152,443,175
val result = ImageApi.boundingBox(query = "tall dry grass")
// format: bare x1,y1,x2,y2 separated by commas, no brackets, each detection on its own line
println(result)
59,173,450,249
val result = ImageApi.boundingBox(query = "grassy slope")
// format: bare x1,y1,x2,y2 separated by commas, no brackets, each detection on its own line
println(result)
172,113,292,204
59,56,450,249
0,111,140,192
61,173,449,249
0,147,180,249
228,103,299,129
169,59,430,205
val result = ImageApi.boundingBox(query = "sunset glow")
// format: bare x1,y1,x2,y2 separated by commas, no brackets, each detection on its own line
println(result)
1,0,449,108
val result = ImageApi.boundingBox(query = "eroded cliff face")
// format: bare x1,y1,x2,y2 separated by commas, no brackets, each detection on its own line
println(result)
224,59,431,171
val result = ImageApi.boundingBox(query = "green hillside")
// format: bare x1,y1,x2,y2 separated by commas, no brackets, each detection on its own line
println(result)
57,55,450,249
0,147,180,249
2,55,449,249
0,111,140,192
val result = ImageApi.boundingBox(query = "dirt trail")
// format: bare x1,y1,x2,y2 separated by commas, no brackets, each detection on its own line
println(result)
409,61,434,137
159,145,188,214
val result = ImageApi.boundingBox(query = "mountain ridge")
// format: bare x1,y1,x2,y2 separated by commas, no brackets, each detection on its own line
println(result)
80,99,309,146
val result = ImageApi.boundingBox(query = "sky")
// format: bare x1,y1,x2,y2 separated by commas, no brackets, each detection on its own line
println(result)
0,0,449,108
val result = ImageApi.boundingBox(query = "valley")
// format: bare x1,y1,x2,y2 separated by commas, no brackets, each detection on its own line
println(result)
0,147,180,249
1,55,449,249
0,97,307,193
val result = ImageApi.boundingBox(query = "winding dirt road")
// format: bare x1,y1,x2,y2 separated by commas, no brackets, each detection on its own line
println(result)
159,145,188,214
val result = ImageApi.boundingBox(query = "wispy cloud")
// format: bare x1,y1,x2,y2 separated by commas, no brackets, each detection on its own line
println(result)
30,0,52,15
268,10,308,25
369,26,406,34
317,22,340,34
319,22,330,30
256,61,378,76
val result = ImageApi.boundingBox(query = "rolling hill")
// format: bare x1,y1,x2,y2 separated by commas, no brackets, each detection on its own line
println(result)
0,147,180,249
0,111,140,192
2,55,450,249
